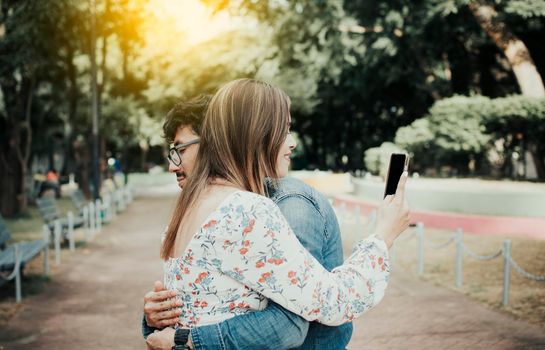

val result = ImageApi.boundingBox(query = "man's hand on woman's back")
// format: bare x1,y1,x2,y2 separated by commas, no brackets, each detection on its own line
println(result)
144,281,182,328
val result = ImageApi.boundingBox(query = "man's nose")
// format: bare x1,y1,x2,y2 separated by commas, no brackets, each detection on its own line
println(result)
168,162,180,173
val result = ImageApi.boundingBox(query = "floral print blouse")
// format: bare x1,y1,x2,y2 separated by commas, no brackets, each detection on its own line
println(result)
164,190,390,329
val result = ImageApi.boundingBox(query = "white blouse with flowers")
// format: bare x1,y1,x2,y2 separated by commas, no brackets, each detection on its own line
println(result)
164,190,390,329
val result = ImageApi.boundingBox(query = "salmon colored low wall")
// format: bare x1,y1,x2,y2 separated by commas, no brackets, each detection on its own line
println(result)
333,194,545,240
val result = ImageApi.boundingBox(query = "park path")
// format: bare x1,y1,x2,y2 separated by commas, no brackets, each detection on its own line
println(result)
1,190,544,349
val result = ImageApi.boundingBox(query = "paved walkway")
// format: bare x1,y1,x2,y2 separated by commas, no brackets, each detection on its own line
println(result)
1,192,544,349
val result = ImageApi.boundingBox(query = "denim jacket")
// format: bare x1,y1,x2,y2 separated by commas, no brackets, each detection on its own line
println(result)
142,177,352,349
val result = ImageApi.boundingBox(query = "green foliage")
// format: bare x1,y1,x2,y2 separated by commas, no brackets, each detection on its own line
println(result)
501,0,545,18
395,94,545,175
364,142,405,176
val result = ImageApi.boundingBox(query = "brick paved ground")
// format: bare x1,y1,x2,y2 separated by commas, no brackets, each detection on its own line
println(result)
349,270,545,349
1,191,544,349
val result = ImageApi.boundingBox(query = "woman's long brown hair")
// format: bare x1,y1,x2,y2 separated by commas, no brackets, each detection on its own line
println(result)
161,79,291,259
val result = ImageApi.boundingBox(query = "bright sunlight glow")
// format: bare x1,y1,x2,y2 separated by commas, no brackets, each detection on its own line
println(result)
146,0,235,46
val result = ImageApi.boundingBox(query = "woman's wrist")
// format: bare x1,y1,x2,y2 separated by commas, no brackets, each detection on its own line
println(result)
374,233,393,249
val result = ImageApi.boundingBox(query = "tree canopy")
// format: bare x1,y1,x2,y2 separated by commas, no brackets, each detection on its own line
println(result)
1,0,545,216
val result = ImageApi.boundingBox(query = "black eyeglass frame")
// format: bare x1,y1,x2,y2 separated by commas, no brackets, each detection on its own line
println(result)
167,138,200,166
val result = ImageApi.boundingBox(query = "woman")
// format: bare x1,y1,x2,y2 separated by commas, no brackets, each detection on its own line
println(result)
148,79,409,347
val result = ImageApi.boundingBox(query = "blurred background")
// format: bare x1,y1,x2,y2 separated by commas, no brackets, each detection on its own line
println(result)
1,0,545,217
1,0,545,347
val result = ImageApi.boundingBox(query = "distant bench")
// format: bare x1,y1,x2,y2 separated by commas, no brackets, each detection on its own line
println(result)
36,196,85,254
0,214,48,303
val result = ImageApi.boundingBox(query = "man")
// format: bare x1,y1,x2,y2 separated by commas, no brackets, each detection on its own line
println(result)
143,95,352,350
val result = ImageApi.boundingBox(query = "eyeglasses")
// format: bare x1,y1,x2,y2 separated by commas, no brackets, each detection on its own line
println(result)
167,139,200,166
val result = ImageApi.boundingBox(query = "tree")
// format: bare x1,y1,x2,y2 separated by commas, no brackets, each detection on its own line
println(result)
468,0,545,97
0,1,69,216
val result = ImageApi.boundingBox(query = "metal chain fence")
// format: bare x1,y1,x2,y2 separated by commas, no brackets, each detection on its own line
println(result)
426,235,456,249
507,255,545,282
462,243,503,261
334,203,545,307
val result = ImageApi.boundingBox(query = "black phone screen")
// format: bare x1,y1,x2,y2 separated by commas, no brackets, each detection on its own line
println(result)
384,153,407,198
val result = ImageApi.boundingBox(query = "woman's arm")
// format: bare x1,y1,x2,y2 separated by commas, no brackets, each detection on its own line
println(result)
214,176,409,326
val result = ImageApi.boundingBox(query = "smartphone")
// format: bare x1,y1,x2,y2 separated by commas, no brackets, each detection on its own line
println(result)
384,153,408,198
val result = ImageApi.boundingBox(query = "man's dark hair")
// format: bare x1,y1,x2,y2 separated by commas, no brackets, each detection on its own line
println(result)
163,94,211,144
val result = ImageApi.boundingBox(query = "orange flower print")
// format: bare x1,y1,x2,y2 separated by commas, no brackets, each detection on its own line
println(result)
237,302,249,309
288,271,296,278
273,258,284,265
243,226,253,234
243,240,250,247
203,220,218,229
200,301,208,308
259,271,272,283
378,257,383,265
176,274,181,280
194,300,200,307
255,261,265,268
239,247,248,255
183,267,190,274
229,302,236,310
199,272,208,280
291,278,298,285
267,258,275,263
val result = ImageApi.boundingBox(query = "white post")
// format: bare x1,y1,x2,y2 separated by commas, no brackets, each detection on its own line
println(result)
89,202,96,235
42,224,50,275
68,211,75,251
455,228,463,288
502,240,512,307
95,199,102,232
14,245,22,303
83,205,91,241
54,220,62,266
103,194,111,223
110,193,117,220
417,222,424,275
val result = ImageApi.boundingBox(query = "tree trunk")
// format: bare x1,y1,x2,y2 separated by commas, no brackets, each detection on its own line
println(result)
0,74,25,217
0,151,20,217
16,77,35,214
65,44,81,189
74,136,92,198
468,0,545,97
528,142,545,180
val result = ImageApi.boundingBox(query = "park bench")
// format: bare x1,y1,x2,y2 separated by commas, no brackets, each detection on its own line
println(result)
71,188,115,226
70,188,88,215
35,196,85,252
0,214,49,303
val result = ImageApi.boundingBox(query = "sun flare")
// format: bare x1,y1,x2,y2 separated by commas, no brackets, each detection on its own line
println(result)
145,0,234,46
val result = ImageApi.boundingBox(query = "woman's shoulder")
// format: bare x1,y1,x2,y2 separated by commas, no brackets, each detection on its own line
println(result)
230,190,277,211
233,190,273,203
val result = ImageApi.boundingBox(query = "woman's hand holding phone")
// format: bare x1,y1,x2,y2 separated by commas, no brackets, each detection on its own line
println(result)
375,171,410,249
